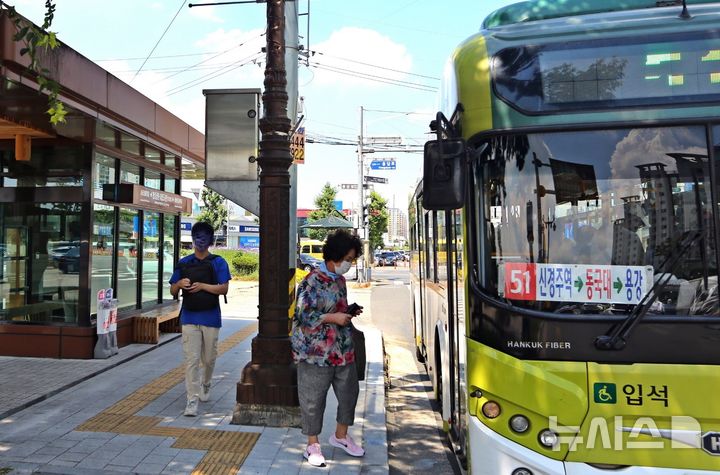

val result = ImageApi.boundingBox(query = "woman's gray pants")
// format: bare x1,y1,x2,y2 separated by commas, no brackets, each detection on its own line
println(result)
297,361,359,436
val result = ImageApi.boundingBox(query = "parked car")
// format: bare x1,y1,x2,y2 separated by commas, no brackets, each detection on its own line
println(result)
297,253,322,271
58,247,80,274
375,251,397,267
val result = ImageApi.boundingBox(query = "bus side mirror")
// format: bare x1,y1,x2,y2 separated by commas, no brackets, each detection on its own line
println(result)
422,139,467,210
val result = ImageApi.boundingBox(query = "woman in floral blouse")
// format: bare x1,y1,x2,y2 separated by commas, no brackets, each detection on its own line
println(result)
291,229,365,467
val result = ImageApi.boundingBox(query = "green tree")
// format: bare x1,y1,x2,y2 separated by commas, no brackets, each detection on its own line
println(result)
1,1,66,124
368,191,388,251
307,183,338,241
196,187,227,235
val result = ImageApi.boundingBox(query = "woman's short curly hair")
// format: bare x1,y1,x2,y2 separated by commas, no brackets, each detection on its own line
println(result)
322,229,363,262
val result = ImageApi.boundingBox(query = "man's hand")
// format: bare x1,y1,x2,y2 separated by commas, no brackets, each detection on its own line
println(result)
178,278,191,289
324,312,352,327
187,282,207,294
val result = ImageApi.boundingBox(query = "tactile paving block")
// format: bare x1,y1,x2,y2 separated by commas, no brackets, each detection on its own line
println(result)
72,323,260,474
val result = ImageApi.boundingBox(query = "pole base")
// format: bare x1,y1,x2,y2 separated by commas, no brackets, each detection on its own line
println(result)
232,403,301,428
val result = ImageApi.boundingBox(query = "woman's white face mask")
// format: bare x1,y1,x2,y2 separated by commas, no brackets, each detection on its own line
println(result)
335,260,352,275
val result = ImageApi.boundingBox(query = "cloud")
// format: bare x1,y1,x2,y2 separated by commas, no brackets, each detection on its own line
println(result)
309,27,413,88
610,128,707,180
188,4,224,23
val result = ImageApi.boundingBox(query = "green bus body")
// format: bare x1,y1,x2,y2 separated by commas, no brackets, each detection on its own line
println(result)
411,2,720,473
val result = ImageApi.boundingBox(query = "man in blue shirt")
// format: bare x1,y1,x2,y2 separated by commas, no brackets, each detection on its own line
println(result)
169,222,231,417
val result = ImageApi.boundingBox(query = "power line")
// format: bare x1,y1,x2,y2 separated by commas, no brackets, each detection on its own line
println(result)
309,63,437,92
131,0,187,83
167,52,263,96
362,108,429,115
155,32,265,85
309,50,440,81
94,51,221,62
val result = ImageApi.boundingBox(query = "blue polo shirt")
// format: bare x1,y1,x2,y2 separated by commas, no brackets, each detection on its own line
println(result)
169,254,231,328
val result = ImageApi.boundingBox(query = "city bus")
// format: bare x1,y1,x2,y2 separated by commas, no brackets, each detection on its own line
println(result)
409,1,720,474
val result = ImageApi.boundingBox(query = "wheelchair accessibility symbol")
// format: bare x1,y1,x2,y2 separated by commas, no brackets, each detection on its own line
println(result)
593,383,617,404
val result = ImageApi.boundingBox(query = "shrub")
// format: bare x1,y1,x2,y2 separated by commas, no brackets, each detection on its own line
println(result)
232,251,259,276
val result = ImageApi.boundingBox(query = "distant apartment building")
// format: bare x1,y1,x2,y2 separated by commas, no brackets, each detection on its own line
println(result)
387,208,409,244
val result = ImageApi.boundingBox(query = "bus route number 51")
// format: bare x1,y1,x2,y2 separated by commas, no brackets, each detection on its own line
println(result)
504,263,536,300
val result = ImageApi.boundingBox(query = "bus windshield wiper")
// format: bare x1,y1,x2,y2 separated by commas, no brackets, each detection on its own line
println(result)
595,230,702,351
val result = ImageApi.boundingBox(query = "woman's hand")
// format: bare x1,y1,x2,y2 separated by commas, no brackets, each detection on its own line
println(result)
323,312,352,327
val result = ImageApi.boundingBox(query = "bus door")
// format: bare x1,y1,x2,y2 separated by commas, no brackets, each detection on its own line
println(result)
422,209,436,359
414,195,427,359
450,209,468,458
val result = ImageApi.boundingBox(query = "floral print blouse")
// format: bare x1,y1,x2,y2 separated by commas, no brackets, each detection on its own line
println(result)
291,267,355,367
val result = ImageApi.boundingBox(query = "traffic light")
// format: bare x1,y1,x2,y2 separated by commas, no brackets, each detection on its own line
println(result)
362,195,372,228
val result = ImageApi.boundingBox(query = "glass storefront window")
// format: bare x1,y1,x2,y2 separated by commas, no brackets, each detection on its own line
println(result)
120,162,140,185
0,202,83,324
91,204,115,316
164,177,177,194
145,146,162,164
144,169,161,190
142,212,160,306
119,132,140,155
163,214,176,301
94,153,116,200
117,207,138,310
96,122,117,145
0,142,85,187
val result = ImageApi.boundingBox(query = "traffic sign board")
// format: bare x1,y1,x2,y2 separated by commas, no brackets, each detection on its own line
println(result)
370,159,396,170
340,184,358,190
364,176,388,184
702,432,720,455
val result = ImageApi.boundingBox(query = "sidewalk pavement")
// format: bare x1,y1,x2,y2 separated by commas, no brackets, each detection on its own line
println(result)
0,282,387,474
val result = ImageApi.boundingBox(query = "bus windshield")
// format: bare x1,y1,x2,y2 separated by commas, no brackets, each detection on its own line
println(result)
474,125,719,316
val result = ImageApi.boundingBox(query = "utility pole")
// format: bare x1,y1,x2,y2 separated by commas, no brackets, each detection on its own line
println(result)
357,106,367,280
234,0,300,426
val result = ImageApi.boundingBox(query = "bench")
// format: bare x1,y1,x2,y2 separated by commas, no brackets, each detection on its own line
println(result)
133,304,181,344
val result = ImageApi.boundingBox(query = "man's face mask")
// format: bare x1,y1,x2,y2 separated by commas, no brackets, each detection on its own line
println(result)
192,231,212,252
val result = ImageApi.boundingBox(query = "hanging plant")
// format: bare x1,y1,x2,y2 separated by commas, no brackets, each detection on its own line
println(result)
1,1,66,124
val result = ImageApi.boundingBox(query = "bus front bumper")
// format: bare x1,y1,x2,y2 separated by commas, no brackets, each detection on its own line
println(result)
468,417,719,475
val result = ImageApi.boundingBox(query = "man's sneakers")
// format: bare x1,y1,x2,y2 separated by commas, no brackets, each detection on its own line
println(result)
183,397,199,417
199,384,211,402
304,443,326,467
329,434,365,457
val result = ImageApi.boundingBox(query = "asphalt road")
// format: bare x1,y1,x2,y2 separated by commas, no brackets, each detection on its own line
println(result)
367,269,461,475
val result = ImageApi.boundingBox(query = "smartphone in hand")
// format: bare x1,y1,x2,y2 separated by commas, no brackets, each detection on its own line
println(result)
347,303,363,316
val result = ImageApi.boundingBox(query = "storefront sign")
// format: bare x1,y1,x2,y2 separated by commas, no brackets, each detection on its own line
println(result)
180,222,192,231
103,184,191,214
238,225,259,233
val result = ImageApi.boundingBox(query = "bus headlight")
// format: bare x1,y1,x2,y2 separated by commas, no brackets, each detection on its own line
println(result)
538,429,559,448
481,400,501,419
509,415,530,433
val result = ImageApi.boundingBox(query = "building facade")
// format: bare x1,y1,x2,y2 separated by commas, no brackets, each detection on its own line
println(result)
0,11,200,358
387,207,409,245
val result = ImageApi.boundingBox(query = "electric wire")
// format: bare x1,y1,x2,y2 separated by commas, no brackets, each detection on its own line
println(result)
308,50,440,81
167,51,263,95
131,0,188,82
155,32,265,84
309,63,437,92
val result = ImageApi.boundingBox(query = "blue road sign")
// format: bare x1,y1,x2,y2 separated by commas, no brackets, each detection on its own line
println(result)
370,159,396,170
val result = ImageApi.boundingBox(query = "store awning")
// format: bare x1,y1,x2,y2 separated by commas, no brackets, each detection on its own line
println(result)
0,117,54,139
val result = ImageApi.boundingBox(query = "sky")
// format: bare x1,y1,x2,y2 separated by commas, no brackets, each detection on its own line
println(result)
13,0,515,214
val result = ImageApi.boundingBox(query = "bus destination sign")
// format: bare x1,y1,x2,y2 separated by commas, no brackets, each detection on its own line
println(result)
501,263,654,305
